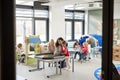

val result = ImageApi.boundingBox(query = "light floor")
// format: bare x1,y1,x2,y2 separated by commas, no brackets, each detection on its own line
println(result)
16,55,120,80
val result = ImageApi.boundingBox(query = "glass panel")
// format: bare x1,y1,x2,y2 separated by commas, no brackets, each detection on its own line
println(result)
112,1,120,79
16,8,33,17
35,20,46,41
74,21,83,39
74,12,85,19
65,21,72,40
34,10,48,18
88,10,102,35
16,17,33,44
65,12,73,19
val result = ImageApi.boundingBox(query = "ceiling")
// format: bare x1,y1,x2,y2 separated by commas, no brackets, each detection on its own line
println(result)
16,0,120,10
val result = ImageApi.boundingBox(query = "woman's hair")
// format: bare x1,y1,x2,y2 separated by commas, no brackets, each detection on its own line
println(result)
49,39,54,45
55,37,64,47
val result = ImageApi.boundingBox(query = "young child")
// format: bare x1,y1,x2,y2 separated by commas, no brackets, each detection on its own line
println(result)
17,43,25,63
61,41,70,70
73,41,81,61
80,42,89,62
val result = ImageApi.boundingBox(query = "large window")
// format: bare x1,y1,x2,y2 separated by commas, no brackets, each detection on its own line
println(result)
65,10,85,40
16,6,49,44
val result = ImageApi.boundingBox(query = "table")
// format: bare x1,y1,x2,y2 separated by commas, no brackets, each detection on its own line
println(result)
28,53,74,78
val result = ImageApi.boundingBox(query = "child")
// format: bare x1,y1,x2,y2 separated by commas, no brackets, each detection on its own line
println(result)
61,41,70,70
17,43,25,63
73,41,81,61
80,42,89,62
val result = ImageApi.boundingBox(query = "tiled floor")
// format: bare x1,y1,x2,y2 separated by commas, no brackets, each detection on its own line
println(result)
16,55,120,80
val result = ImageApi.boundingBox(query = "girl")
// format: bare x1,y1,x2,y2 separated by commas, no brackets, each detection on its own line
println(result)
73,41,81,61
61,41,70,70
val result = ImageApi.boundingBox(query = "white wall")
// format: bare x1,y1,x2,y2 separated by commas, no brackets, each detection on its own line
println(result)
49,5,65,41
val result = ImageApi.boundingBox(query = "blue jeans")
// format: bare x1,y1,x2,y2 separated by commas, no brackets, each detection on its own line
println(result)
81,53,87,60
74,52,81,60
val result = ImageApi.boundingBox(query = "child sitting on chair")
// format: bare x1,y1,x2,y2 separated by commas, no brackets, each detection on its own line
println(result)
80,42,89,62
73,41,81,61
17,43,25,63
61,41,70,70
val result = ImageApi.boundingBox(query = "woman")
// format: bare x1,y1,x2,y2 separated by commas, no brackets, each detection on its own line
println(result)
54,37,64,56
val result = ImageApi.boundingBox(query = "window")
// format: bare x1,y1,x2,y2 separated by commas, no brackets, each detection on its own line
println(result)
65,12,73,19
65,10,85,40
35,20,46,41
74,12,84,19
16,5,49,43
74,21,83,39
34,10,49,18
16,8,33,17
16,17,33,44
65,21,72,40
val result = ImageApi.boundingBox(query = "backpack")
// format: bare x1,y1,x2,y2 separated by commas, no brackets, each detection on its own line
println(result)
58,60,66,68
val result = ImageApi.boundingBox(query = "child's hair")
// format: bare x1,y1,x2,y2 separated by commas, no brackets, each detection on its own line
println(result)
62,40,68,47
86,38,91,44
83,42,88,46
17,43,22,48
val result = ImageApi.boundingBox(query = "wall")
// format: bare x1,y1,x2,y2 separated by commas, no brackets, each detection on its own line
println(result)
49,5,65,41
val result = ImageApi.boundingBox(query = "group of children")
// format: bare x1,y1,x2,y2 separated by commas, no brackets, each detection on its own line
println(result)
16,37,71,70
73,35,99,62
16,36,97,70
73,41,89,62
